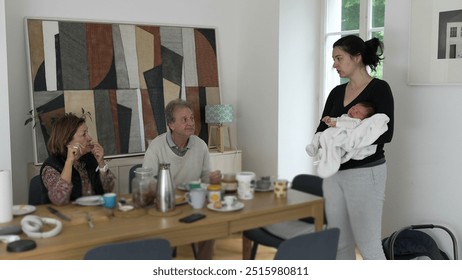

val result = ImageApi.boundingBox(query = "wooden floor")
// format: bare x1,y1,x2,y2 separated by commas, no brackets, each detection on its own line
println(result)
174,234,277,260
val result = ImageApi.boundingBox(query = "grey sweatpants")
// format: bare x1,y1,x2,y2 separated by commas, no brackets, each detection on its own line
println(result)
323,163,387,260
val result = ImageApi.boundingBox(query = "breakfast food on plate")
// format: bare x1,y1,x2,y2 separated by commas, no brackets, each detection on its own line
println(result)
213,200,222,209
176,196,185,204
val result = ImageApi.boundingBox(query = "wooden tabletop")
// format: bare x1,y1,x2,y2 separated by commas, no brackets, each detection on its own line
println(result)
0,189,323,260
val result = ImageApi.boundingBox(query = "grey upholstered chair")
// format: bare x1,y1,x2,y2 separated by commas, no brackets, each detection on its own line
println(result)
28,175,50,205
242,174,325,259
84,238,173,260
274,227,340,260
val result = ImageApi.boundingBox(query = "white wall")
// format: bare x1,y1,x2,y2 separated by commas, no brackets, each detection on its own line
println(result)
233,1,280,179
0,0,12,173
278,0,321,181
383,0,462,258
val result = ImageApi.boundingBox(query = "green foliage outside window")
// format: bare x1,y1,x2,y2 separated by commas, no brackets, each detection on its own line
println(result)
342,0,385,31
341,0,386,78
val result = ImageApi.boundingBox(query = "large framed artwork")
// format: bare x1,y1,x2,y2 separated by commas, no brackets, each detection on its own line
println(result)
25,18,221,164
408,0,462,85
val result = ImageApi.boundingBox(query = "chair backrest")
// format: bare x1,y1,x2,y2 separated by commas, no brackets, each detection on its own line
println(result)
291,174,323,196
128,163,143,193
274,228,340,260
28,175,50,205
291,174,325,224
83,238,172,260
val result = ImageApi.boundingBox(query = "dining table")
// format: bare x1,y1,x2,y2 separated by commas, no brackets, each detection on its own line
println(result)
0,188,324,260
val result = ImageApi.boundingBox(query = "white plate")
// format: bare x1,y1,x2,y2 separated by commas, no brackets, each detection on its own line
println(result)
118,205,134,212
207,201,244,212
255,186,274,192
75,195,103,206
12,205,36,216
177,184,189,191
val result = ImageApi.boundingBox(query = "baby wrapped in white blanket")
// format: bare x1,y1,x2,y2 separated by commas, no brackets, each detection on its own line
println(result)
306,113,389,178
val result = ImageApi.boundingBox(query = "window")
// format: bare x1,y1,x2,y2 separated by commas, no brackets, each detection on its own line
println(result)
322,0,386,103
450,27,457,38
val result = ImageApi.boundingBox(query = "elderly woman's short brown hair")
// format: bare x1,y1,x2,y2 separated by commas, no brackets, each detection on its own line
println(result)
47,113,86,157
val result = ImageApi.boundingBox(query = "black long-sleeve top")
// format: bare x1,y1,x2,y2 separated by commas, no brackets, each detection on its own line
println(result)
316,78,394,170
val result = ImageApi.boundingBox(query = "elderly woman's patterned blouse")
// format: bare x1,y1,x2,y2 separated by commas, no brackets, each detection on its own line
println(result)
42,160,115,205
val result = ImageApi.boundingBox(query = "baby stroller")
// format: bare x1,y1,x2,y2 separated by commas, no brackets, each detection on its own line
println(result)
382,224,458,260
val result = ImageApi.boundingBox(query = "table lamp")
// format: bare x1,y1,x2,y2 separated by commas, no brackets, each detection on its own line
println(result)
205,104,234,152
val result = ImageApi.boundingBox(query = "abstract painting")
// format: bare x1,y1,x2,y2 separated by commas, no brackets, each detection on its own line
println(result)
26,18,221,164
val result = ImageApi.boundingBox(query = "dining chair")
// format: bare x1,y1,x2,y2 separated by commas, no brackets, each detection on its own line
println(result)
28,175,50,205
128,163,200,259
242,173,324,259
274,227,340,260
83,238,173,260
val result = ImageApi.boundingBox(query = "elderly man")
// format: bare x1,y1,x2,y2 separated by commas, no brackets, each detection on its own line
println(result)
143,98,220,259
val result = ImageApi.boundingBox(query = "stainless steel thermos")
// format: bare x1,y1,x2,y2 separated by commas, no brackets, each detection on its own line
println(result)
156,163,176,212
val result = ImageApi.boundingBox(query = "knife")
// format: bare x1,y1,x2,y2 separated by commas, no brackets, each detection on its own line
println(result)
47,206,71,221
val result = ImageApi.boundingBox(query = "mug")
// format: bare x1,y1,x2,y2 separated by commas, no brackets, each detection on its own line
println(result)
102,193,117,208
188,180,201,190
237,182,254,200
185,188,207,209
236,171,256,200
274,180,288,198
223,195,237,208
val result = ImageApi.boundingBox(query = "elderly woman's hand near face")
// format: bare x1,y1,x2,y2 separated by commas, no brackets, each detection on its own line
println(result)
91,142,105,165
66,142,84,162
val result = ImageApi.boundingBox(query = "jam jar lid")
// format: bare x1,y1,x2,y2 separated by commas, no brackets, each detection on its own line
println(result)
207,184,221,191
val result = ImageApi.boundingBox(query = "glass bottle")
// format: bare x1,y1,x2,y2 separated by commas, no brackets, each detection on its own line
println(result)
131,167,156,208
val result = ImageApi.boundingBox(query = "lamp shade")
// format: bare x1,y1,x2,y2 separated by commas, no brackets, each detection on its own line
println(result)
205,104,234,124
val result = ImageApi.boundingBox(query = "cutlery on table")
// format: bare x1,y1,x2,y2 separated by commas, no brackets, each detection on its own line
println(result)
47,206,71,222
86,212,94,229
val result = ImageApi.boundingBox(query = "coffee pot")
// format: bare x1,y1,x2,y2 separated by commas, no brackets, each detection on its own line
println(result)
156,163,176,212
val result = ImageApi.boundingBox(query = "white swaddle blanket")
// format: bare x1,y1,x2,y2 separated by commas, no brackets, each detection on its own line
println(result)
306,113,390,178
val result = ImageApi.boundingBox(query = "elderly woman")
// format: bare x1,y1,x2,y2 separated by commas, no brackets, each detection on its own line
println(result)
40,113,115,205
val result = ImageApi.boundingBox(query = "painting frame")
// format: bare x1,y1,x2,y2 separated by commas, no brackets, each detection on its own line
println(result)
408,0,462,85
25,17,222,164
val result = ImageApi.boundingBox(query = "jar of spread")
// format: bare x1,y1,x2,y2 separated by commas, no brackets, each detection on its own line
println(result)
207,184,222,203
222,173,238,193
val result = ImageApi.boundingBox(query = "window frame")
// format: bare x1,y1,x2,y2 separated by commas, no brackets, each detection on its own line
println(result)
321,0,385,108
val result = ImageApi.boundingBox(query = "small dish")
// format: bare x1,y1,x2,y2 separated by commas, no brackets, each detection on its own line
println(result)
118,205,134,212
177,184,188,191
207,201,244,212
12,205,36,216
75,195,103,206
255,186,274,192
